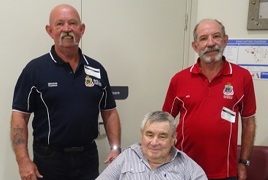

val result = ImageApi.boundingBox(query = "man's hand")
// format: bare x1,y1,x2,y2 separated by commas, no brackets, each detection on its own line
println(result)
18,158,43,180
237,163,247,180
104,149,120,164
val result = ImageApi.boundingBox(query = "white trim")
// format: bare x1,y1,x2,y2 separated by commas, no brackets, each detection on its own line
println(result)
49,51,57,63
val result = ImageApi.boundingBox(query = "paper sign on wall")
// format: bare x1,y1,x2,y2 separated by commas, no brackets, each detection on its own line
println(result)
224,39,268,80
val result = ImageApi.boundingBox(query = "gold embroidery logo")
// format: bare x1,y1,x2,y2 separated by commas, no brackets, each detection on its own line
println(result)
85,75,94,87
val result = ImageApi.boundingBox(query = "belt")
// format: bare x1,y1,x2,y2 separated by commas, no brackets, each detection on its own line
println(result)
33,139,95,153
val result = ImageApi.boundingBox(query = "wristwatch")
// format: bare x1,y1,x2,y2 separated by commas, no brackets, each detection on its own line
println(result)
111,145,121,152
238,159,250,166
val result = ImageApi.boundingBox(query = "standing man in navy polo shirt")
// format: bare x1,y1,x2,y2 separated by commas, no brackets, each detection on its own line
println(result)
10,4,121,180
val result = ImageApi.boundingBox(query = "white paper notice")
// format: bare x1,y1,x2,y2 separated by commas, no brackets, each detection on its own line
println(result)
224,39,268,80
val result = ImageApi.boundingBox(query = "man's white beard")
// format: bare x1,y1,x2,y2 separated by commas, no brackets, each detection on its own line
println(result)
199,45,224,63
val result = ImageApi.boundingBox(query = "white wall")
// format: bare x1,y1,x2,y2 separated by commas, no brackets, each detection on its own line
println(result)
1,0,267,179
0,0,188,179
81,0,188,172
189,0,268,145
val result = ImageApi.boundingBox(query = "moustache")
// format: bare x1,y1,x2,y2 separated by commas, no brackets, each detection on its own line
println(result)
59,32,78,46
203,46,220,54
60,32,75,39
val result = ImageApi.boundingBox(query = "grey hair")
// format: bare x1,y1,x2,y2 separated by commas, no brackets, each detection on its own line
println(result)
193,19,226,41
140,111,176,135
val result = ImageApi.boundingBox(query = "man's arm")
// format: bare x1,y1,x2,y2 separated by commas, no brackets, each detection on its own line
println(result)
101,108,121,163
240,116,256,160
238,116,256,180
10,111,42,180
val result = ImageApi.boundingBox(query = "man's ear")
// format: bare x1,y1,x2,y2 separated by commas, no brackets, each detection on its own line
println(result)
80,23,86,37
173,133,177,145
223,34,229,48
174,139,177,145
192,41,198,53
45,25,53,39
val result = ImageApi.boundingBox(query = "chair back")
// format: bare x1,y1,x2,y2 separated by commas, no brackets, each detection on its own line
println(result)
237,145,268,180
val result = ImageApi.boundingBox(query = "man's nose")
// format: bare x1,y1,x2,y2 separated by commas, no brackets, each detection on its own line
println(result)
62,23,71,32
206,36,216,46
151,137,160,145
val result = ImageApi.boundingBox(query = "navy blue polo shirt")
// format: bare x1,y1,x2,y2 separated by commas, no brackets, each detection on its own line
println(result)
12,46,116,147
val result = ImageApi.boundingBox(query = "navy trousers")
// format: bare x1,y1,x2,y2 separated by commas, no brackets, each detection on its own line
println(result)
33,141,99,180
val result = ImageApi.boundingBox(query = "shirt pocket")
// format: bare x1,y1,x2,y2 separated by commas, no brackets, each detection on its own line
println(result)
120,163,146,179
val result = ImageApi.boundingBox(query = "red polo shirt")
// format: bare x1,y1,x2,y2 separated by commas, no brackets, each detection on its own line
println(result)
162,57,256,178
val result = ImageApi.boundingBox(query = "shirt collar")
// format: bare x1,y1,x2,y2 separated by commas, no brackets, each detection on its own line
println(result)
48,45,88,65
131,143,181,162
190,56,232,76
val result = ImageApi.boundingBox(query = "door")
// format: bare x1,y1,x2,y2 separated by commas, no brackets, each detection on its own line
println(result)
81,0,188,172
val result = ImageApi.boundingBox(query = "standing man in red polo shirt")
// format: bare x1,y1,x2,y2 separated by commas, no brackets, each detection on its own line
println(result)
162,19,256,180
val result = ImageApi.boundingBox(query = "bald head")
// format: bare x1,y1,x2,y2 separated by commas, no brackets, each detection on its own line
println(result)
49,4,81,25
45,3,85,50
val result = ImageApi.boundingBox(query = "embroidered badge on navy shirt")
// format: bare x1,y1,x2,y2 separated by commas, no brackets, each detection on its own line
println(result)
85,75,94,87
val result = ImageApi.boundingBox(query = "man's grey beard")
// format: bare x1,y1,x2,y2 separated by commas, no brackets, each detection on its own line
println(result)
198,45,224,63
59,32,78,46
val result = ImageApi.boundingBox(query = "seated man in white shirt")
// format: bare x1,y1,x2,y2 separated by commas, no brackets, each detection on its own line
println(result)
96,110,207,180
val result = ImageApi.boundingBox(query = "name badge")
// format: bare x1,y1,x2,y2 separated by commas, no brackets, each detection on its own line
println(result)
84,65,101,79
221,107,236,123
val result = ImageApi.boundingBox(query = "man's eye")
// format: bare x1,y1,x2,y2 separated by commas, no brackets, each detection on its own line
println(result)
199,37,207,41
215,37,222,41
145,132,153,137
56,22,63,26
69,21,78,26
213,34,223,40
159,133,168,139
